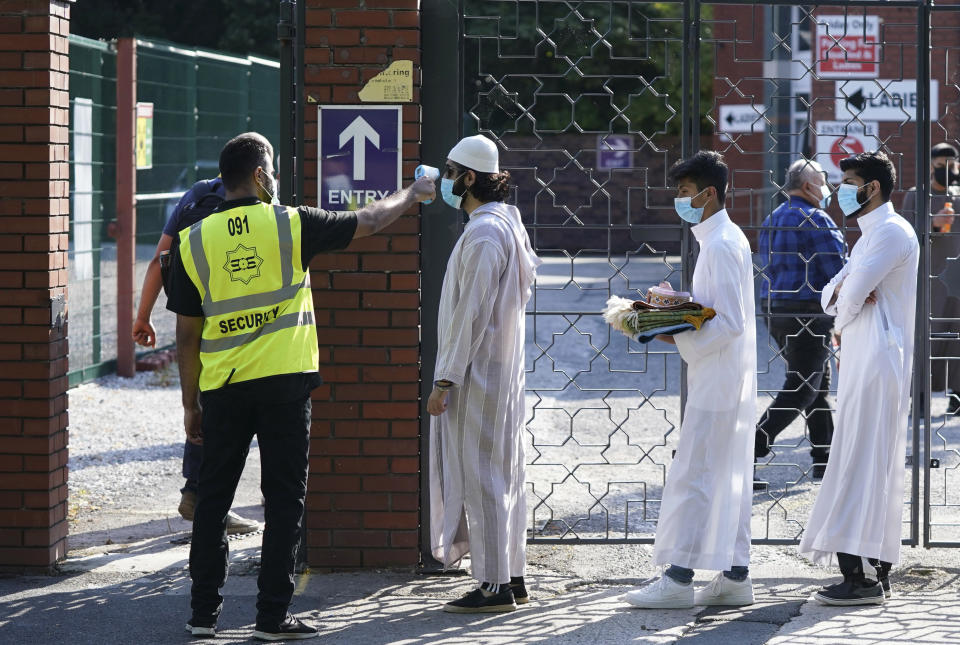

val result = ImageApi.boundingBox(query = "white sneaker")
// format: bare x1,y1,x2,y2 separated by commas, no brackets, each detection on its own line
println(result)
694,572,755,606
623,576,694,609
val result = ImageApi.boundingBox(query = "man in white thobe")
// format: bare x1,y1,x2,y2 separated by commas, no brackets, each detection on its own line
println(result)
426,135,541,614
800,151,919,605
625,150,757,609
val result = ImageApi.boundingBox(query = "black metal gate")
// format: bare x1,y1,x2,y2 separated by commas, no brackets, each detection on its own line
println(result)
420,0,960,551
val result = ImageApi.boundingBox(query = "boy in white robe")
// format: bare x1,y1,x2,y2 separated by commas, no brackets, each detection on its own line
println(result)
799,151,919,605
426,135,541,613
624,151,757,609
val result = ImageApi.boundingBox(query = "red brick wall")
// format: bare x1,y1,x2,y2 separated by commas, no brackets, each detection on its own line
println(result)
303,0,422,568
0,0,72,570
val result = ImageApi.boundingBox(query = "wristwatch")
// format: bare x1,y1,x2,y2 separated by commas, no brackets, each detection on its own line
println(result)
433,380,454,392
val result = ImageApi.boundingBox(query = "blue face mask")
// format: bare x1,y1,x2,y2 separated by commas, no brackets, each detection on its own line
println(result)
674,188,707,224
818,183,831,209
837,183,864,217
441,174,466,210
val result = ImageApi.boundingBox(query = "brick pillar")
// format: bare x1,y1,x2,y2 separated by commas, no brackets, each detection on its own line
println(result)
304,0,421,568
0,0,72,570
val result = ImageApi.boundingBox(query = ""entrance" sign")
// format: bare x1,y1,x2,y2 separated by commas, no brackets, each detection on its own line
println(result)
815,120,880,183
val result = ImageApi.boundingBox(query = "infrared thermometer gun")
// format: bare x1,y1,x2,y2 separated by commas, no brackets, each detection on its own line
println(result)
415,164,439,204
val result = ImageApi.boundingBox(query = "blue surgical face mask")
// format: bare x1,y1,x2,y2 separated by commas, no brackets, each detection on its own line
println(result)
441,173,466,209
837,183,864,217
818,183,831,209
674,188,707,223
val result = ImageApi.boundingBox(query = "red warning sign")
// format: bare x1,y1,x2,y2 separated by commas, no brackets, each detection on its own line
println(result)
816,15,879,79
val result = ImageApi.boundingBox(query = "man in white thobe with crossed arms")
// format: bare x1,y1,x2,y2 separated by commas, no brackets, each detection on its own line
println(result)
800,151,919,606
624,150,757,609
426,135,541,614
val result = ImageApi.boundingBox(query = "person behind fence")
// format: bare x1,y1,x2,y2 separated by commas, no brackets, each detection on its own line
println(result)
754,159,845,489
426,134,541,614
132,173,260,535
623,150,757,609
166,132,435,640
799,151,919,605
901,142,960,415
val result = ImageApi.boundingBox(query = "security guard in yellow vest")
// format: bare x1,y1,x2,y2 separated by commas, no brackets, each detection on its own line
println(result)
166,132,435,641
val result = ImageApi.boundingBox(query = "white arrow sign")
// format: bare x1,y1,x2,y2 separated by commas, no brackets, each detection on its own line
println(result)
338,116,380,181
834,79,939,122
718,104,767,134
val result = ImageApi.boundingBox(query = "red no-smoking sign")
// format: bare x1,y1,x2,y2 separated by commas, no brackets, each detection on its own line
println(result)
829,136,865,167
816,121,879,182
816,15,880,79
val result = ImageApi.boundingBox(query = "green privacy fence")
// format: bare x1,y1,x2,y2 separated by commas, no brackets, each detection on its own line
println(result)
68,36,116,386
134,39,281,245
68,35,280,387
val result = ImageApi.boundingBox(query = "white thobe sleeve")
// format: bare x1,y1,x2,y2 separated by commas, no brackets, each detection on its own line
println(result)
434,239,507,386
820,262,852,316
831,228,907,333
674,241,747,362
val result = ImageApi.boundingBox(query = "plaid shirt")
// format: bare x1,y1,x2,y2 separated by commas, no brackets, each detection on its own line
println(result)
758,197,846,303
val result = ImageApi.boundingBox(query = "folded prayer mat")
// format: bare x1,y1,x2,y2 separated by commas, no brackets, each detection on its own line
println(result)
602,296,716,344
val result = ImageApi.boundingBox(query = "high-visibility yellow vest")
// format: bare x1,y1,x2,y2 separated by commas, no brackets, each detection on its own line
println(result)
178,201,318,391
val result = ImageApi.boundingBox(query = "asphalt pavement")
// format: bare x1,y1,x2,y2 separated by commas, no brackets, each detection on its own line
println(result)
2,535,959,644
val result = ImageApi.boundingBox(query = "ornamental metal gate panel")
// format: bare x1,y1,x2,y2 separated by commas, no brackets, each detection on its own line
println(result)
419,0,960,553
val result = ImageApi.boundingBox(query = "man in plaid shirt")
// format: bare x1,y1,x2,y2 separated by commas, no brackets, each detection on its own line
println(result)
754,159,845,488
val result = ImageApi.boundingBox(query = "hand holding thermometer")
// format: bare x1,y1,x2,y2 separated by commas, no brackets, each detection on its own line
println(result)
415,165,440,204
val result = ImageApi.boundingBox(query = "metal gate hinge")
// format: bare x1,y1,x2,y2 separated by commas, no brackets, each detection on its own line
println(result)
905,455,940,468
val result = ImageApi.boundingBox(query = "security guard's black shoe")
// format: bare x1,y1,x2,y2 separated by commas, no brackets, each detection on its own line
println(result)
253,613,318,641
814,576,884,606
812,463,828,480
510,576,529,604
185,616,216,638
444,587,517,613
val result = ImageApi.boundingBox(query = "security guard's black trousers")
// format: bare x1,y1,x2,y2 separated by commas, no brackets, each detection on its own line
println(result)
189,376,312,625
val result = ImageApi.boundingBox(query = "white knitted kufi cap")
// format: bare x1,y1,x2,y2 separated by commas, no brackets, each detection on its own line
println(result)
447,135,499,173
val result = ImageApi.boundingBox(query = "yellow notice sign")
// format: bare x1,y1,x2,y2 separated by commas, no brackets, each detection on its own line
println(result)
358,60,413,103
135,102,153,170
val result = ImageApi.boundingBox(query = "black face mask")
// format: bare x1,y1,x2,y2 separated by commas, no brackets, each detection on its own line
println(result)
933,165,960,187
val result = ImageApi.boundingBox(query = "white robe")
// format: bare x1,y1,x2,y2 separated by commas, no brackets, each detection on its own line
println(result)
429,201,541,584
799,202,919,566
653,209,758,570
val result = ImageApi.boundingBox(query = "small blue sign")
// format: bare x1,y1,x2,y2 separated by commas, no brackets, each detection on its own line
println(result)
318,105,402,210
596,134,634,170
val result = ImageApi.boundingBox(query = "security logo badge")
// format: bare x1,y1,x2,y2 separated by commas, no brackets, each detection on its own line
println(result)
223,244,263,284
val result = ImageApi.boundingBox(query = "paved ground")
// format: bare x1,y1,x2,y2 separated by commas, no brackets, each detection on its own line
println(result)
2,536,959,644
